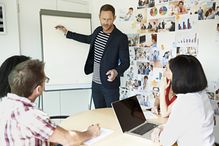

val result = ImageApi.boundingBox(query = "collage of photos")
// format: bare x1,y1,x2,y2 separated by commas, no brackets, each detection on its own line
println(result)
119,0,219,109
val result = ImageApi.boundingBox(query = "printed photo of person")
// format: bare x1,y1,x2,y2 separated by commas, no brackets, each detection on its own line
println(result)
176,1,188,15
157,17,175,32
147,19,159,33
119,7,134,21
193,1,217,20
138,0,148,9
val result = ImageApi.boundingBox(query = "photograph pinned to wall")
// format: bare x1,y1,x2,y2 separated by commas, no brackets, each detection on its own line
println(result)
149,46,162,67
169,0,189,16
124,64,138,81
176,14,198,31
135,6,147,23
136,93,155,109
134,76,143,92
137,0,148,9
157,16,176,32
147,67,163,93
118,7,135,22
137,61,151,75
127,33,139,46
176,46,198,56
168,1,180,16
138,33,155,48
134,8,148,33
176,31,199,47
192,1,217,20
157,32,176,67
142,75,149,91
120,87,129,100
144,33,163,68
175,0,189,15
124,76,142,92
147,4,169,19
134,47,150,61
149,7,158,17
139,34,146,45
147,18,159,33
207,79,219,99
148,0,155,8
129,46,137,60
155,0,169,5
159,4,169,16
206,80,219,115
161,50,171,67
215,3,219,19
0,3,6,34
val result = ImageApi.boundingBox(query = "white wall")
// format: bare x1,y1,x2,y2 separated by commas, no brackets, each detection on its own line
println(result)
0,0,20,65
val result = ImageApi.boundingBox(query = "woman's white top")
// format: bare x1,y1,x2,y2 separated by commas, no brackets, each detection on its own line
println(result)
160,91,215,146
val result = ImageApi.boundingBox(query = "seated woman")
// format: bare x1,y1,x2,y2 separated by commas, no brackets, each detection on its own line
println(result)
152,64,177,118
151,55,215,146
0,55,30,98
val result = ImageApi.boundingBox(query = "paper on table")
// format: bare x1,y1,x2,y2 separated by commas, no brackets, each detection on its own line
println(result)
143,110,158,119
84,128,114,145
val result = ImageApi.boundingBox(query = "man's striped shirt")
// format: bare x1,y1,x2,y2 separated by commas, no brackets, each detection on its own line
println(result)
92,31,110,84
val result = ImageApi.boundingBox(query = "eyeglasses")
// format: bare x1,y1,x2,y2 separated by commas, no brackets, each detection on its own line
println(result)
45,76,50,83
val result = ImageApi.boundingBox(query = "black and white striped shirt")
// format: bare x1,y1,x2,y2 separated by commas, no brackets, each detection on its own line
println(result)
93,31,110,84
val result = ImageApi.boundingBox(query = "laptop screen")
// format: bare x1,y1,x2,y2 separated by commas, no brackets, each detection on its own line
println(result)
112,96,146,132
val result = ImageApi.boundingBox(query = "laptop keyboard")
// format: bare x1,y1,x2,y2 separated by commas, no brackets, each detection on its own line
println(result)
132,123,157,135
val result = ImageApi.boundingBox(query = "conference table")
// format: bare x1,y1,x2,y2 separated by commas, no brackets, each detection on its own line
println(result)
59,108,167,146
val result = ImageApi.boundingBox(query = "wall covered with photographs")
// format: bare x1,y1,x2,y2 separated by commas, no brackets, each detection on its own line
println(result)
116,0,219,109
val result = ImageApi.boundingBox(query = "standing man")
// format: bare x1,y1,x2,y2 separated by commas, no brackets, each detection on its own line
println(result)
0,59,100,146
56,4,130,108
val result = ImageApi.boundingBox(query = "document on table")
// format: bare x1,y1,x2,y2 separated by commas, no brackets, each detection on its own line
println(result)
143,110,158,119
84,128,114,145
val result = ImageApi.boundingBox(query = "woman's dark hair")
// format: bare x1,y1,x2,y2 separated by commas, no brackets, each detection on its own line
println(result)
169,55,207,94
0,55,30,98
99,4,115,16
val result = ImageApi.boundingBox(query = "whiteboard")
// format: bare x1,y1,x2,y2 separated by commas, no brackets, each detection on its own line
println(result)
40,9,92,91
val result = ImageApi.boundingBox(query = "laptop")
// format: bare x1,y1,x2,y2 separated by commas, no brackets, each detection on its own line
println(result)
112,95,158,139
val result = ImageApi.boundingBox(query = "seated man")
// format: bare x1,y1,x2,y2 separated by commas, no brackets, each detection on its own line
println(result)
0,59,100,146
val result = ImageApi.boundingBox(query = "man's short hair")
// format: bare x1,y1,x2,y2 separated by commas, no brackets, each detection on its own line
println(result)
169,55,207,94
8,59,45,97
99,4,115,16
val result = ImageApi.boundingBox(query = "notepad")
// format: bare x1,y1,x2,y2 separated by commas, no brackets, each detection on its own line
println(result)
84,128,114,145
143,111,158,119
